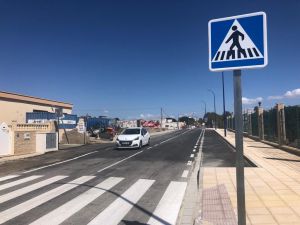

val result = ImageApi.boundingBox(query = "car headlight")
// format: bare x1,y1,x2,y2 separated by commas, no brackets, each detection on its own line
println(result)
134,137,139,141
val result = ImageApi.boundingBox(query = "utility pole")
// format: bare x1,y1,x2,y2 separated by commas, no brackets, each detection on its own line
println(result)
222,72,227,136
160,107,163,130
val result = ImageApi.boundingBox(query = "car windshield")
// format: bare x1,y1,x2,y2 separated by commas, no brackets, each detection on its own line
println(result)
122,128,140,135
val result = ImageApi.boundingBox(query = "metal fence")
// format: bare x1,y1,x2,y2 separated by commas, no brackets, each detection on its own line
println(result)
285,106,300,148
227,104,300,149
86,117,110,130
26,112,77,129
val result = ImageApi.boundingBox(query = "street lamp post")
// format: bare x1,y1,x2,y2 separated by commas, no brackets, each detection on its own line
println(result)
208,89,216,129
222,72,227,136
201,100,207,116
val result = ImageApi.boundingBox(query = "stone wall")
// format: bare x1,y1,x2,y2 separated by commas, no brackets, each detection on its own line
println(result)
14,131,36,155
60,129,90,144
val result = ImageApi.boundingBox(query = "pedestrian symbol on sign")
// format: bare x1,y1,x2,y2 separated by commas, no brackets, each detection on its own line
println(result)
213,20,263,62
209,12,267,71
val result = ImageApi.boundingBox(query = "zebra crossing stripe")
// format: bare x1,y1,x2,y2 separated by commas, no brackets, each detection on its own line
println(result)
29,177,124,225
0,175,67,204
0,176,95,224
181,170,189,178
87,179,155,225
147,181,187,225
0,175,20,182
0,175,43,191
214,47,262,61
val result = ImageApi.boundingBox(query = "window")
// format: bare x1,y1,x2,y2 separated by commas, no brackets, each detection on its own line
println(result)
122,128,140,135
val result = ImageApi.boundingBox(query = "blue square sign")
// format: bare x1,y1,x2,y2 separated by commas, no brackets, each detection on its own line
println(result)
209,12,268,71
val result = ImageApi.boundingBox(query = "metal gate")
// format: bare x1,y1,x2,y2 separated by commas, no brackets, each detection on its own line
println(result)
46,133,56,149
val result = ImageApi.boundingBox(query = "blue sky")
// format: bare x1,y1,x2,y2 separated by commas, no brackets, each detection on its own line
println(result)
0,0,299,119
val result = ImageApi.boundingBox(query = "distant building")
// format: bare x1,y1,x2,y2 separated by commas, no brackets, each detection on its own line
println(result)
161,118,185,129
0,91,73,125
117,120,138,128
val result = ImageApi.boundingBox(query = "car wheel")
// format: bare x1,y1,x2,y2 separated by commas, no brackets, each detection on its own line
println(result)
147,138,150,146
139,140,142,149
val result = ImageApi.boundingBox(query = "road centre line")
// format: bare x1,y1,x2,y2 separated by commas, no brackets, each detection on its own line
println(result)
190,154,194,158
187,161,192,166
97,151,144,173
24,129,190,175
23,151,98,174
98,130,191,173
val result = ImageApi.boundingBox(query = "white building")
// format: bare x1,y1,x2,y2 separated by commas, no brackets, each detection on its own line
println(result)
161,118,185,130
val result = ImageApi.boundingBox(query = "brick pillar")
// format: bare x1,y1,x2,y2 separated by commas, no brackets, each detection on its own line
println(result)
257,107,264,140
276,103,286,146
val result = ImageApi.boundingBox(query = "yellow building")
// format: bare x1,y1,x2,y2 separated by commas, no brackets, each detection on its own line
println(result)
0,91,73,125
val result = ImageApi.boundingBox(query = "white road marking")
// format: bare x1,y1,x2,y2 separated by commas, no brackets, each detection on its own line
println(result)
190,154,194,158
30,177,124,225
23,151,98,174
187,161,192,166
98,130,191,173
0,175,42,191
0,175,67,204
0,176,95,224
0,175,19,182
98,151,143,173
147,181,187,225
87,179,155,225
181,170,189,178
193,149,196,152
198,129,206,168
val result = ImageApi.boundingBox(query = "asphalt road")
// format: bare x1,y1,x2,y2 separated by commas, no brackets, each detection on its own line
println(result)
0,128,253,225
0,128,202,225
202,129,254,167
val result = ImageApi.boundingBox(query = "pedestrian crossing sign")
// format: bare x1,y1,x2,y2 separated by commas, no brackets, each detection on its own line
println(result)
209,12,267,71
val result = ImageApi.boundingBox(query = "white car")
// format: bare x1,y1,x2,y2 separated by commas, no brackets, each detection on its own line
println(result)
116,127,150,149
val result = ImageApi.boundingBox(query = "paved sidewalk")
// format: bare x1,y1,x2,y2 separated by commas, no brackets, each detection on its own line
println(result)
197,129,300,225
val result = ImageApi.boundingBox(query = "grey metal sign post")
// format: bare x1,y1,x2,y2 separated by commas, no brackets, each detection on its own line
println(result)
209,12,267,225
233,69,246,225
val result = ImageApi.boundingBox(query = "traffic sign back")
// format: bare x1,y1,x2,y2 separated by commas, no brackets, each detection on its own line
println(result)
209,12,267,71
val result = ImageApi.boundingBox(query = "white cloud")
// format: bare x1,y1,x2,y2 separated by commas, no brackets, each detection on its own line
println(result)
284,88,300,98
242,97,263,105
103,110,109,113
268,88,300,100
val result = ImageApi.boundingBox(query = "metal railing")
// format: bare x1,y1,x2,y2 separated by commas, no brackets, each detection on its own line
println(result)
228,104,300,149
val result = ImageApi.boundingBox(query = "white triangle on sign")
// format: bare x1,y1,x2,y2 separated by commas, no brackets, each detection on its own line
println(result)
212,19,263,62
